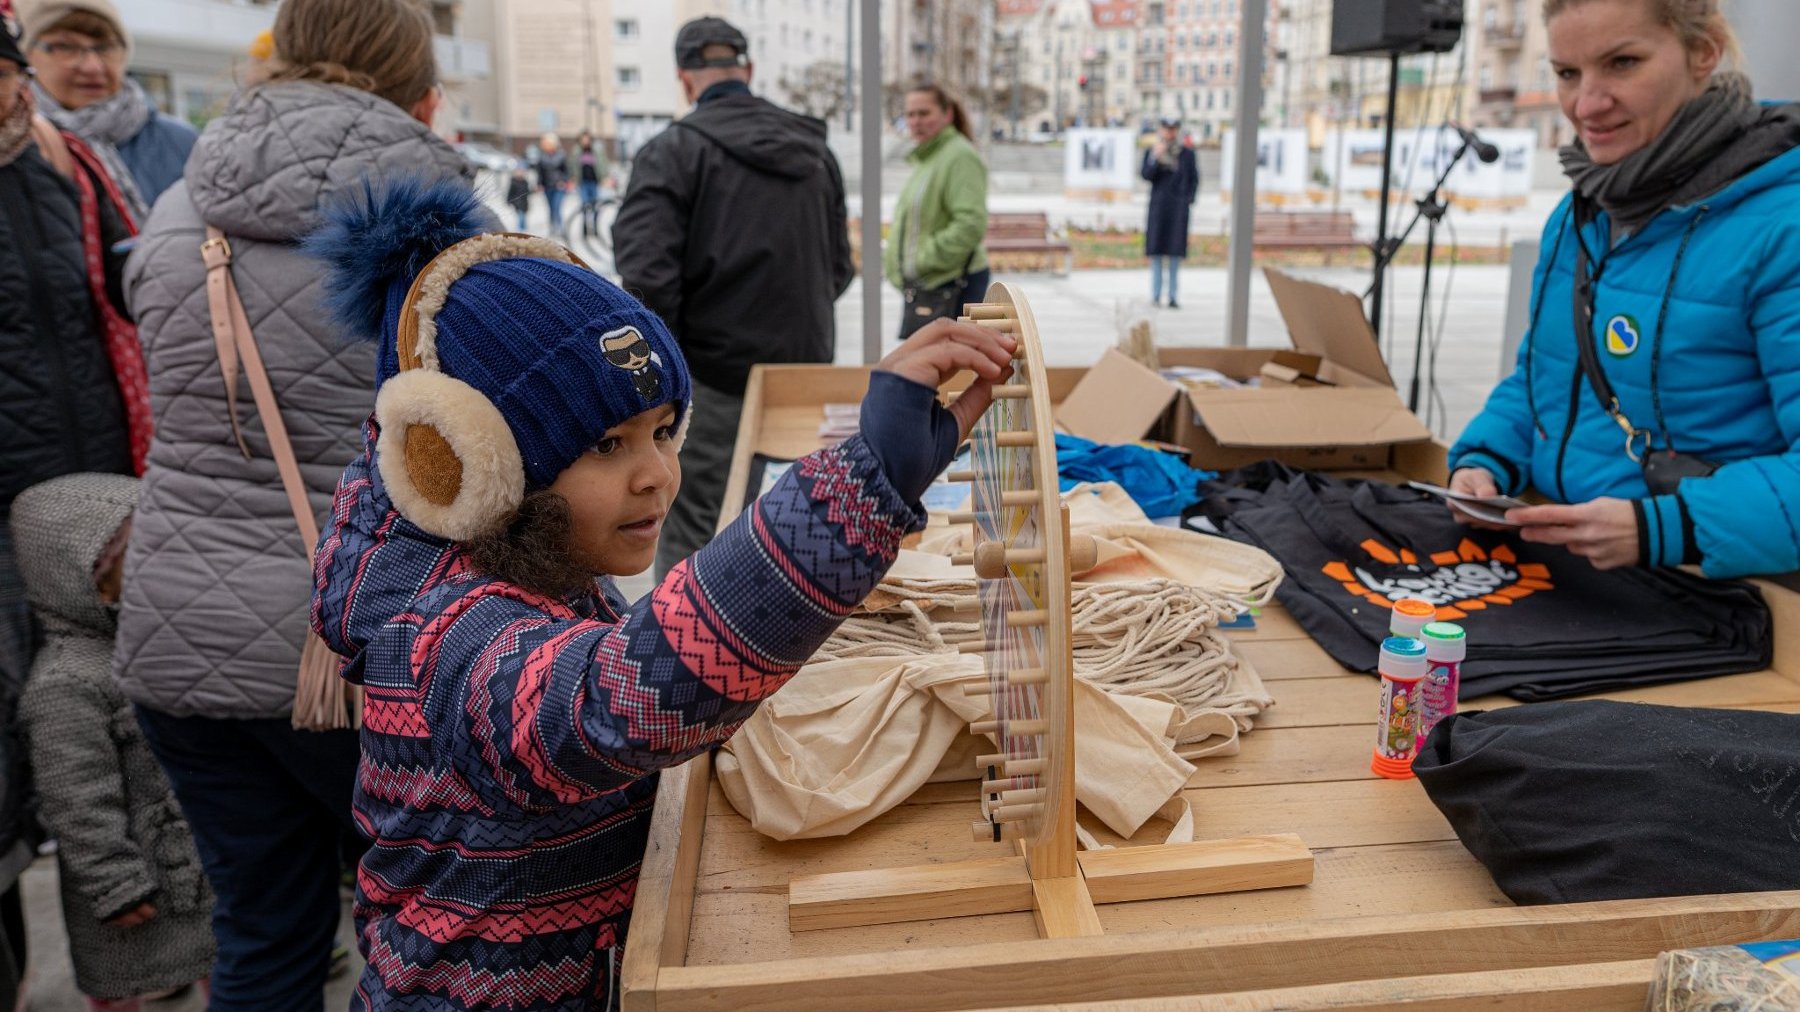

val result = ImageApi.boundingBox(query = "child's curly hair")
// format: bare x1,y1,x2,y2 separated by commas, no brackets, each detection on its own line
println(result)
463,490,598,600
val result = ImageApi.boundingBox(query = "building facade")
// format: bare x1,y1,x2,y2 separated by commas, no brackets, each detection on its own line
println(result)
886,0,994,129
115,0,276,125
1468,0,1566,147
1002,0,1138,132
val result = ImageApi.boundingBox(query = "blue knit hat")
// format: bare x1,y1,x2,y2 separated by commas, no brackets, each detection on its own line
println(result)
308,177,690,488
304,177,691,538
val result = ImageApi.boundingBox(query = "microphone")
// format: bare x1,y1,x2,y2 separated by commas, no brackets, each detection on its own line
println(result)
1448,122,1500,163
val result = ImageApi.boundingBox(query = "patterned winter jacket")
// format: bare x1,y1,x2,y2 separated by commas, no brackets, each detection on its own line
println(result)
313,419,921,1011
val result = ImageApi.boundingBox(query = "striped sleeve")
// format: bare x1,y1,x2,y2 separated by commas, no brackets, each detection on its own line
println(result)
442,434,922,809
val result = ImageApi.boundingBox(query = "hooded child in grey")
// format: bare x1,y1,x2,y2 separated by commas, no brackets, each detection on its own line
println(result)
11,473,212,1002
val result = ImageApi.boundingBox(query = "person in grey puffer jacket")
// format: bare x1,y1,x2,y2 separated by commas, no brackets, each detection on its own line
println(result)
110,1,479,1007
13,473,212,1009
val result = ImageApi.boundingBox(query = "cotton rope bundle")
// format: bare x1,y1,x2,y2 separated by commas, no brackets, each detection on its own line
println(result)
1647,942,1800,1011
816,577,1274,748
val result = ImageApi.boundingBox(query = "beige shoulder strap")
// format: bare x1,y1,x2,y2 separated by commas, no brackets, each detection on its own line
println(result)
200,226,358,730
29,116,73,180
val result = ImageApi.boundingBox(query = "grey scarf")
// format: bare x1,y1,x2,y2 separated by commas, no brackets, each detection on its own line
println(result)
32,75,150,221
1560,73,1800,235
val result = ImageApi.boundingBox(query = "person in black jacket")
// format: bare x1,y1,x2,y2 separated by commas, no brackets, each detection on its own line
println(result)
1142,117,1200,309
0,22,139,1002
614,15,855,577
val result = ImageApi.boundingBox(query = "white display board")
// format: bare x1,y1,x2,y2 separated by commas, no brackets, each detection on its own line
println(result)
1219,128,1310,194
1063,129,1141,191
1321,128,1536,200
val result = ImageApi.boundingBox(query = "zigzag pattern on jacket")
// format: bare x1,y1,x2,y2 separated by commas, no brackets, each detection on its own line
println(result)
313,419,921,1010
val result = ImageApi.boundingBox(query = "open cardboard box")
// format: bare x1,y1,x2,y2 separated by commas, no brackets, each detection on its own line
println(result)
1055,268,1434,471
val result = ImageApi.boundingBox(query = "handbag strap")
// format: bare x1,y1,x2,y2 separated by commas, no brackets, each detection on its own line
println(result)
200,226,320,552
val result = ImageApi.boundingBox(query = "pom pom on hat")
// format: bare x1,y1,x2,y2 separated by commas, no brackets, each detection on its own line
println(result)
301,175,495,344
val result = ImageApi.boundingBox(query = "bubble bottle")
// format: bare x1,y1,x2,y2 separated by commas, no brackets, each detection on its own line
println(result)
1371,636,1428,780
1389,597,1435,639
1417,621,1466,747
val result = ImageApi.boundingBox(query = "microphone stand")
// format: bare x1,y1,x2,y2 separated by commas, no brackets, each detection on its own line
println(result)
1363,135,1478,413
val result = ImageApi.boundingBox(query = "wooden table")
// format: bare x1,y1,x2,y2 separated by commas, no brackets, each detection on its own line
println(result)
622,365,1800,1011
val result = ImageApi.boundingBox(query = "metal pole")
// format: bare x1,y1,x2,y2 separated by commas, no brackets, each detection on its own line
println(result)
860,0,882,364
845,0,854,131
1224,0,1268,347
1370,51,1400,342
1009,32,1021,139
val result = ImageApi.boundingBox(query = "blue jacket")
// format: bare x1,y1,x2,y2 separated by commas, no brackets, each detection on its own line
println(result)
117,112,196,208
1451,143,1800,578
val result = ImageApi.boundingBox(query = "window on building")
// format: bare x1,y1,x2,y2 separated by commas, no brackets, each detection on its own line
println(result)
617,66,641,91
1224,58,1233,78
1223,87,1232,109
615,18,639,41
428,1,455,35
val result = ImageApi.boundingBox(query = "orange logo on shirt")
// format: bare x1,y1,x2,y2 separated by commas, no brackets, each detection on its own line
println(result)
1320,538,1555,621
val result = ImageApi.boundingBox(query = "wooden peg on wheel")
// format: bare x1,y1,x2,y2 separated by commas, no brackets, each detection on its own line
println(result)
968,537,1098,579
970,719,1048,737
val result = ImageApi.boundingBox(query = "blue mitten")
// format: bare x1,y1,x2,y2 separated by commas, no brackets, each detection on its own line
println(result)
859,370,962,504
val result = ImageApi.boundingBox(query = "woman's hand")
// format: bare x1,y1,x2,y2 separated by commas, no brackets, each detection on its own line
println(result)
1509,498,1640,569
107,902,158,928
874,318,1018,443
1446,467,1511,530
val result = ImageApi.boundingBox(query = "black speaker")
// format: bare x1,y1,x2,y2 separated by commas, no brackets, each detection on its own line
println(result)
1330,0,1465,57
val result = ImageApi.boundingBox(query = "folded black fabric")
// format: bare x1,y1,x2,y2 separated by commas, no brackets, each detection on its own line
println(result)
1414,702,1800,904
1189,463,1772,700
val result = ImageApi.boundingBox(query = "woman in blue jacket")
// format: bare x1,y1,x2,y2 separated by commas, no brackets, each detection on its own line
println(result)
1449,0,1800,579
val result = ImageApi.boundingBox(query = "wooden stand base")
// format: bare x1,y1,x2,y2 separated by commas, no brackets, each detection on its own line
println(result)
789,833,1313,935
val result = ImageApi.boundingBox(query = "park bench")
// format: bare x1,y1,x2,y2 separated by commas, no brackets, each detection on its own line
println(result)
1251,210,1362,252
983,212,1073,275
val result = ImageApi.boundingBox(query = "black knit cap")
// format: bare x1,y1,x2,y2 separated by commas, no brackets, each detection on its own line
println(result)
0,17,26,68
675,16,748,70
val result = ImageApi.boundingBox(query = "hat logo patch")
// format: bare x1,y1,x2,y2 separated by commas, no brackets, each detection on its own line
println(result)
1605,314,1640,357
600,326,664,402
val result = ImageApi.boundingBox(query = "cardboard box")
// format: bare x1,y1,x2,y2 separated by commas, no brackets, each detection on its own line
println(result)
1054,268,1432,470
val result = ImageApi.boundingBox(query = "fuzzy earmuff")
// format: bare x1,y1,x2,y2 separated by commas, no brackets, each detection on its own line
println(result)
374,369,524,542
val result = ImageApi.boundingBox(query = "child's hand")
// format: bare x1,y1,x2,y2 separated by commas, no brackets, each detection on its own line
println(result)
875,319,1018,443
861,320,1018,503
108,902,158,927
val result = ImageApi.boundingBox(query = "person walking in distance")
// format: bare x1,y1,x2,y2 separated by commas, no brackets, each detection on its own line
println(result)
614,15,854,577
531,131,570,234
1142,117,1199,309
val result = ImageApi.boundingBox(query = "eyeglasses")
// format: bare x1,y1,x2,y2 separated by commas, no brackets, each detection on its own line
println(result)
34,40,125,64
0,67,26,87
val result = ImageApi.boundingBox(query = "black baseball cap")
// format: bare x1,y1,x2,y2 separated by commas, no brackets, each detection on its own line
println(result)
0,20,25,69
675,16,748,70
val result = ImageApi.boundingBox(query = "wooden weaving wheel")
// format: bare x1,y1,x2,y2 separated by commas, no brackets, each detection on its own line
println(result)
787,284,1313,938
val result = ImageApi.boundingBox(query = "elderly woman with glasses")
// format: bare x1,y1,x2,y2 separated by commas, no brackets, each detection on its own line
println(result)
17,0,197,220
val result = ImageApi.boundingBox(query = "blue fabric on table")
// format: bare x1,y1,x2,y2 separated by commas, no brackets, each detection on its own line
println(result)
1053,433,1215,518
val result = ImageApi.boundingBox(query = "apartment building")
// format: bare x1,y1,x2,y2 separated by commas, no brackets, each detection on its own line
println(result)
1468,0,1565,147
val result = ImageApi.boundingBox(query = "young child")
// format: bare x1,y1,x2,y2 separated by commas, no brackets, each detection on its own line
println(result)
303,179,1014,1009
10,474,212,1011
